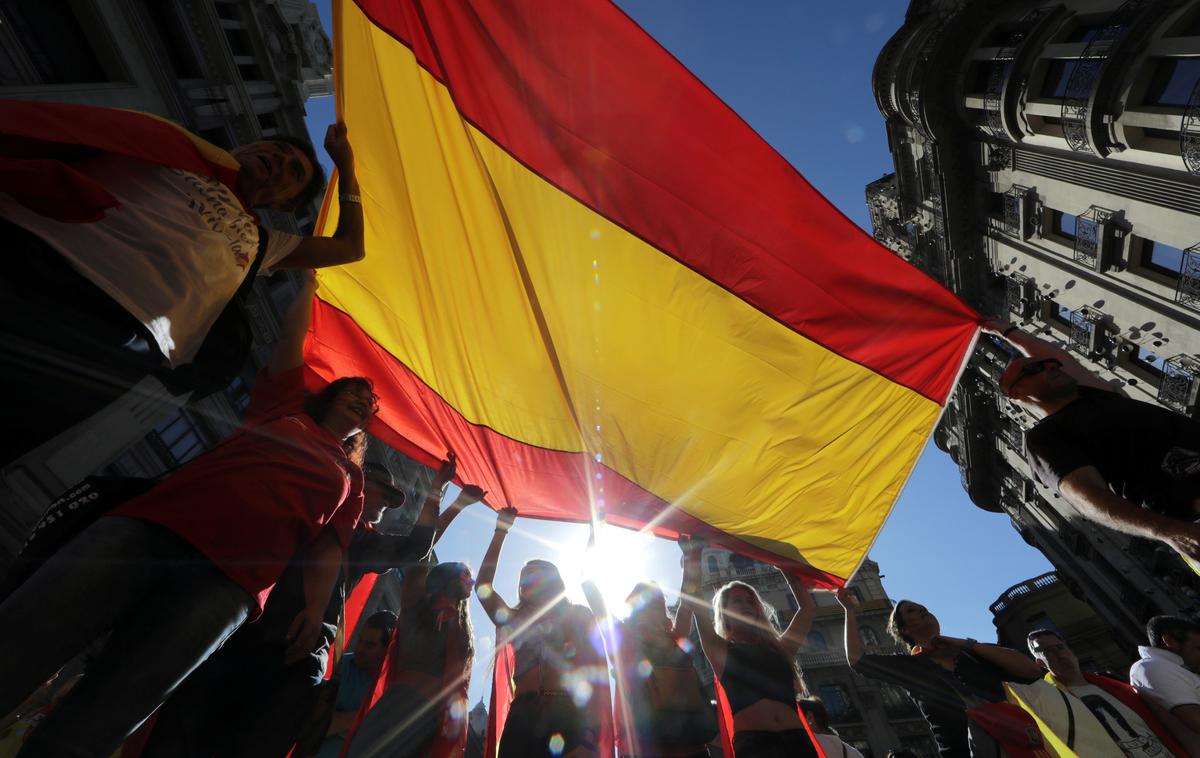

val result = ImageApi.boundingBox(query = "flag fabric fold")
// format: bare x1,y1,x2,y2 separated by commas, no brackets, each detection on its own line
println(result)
308,0,980,586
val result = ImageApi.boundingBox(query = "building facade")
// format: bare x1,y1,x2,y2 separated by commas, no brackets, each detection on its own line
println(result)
0,0,334,556
868,0,1200,654
990,571,1132,675
698,551,938,757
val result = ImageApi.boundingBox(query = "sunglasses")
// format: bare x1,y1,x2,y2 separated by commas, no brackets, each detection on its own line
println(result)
1009,359,1062,391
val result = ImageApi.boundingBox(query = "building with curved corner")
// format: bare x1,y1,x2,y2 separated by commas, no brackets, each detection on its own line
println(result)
868,0,1200,655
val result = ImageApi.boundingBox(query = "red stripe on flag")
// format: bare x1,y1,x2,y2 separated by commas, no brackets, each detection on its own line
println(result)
306,299,844,587
350,0,979,403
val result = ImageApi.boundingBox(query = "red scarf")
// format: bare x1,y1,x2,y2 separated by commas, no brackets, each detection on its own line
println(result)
0,99,251,222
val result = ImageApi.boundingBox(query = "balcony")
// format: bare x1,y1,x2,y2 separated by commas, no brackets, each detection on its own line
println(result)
1002,185,1038,240
1176,245,1200,313
1185,77,1200,175
1060,0,1148,154
990,571,1058,615
1073,205,1117,271
1159,355,1200,416
1005,273,1036,319
1067,307,1109,358
982,7,1055,141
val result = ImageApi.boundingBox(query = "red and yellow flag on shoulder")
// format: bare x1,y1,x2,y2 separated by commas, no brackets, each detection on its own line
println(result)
307,0,980,587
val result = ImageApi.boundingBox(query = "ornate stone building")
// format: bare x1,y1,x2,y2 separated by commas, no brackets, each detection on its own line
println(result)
698,551,938,757
867,0,1200,655
0,0,334,555
990,571,1132,675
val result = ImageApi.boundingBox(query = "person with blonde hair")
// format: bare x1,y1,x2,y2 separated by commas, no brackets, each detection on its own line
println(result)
680,542,819,757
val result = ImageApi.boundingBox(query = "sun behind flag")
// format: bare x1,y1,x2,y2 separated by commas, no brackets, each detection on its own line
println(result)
306,0,981,588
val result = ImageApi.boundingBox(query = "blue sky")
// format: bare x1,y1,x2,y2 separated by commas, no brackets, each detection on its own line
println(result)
302,0,1054,704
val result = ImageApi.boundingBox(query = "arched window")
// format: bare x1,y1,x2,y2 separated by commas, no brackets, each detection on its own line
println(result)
706,556,719,575
817,683,851,720
806,631,828,651
860,626,880,647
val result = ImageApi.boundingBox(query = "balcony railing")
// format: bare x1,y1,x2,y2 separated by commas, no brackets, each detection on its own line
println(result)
991,572,1058,614
1184,78,1200,176
1159,355,1200,415
1060,0,1148,154
1068,307,1107,357
1073,206,1114,268
982,8,1054,140
904,14,951,141
1174,245,1200,312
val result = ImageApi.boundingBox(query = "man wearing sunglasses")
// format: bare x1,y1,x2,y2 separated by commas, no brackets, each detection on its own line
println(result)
985,320,1200,569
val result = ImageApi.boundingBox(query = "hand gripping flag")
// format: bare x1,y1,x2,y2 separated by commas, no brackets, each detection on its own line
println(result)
307,0,981,587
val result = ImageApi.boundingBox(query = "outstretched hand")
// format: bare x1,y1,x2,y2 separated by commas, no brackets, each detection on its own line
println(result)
324,121,353,170
458,484,487,505
433,451,457,490
495,506,518,533
835,587,860,612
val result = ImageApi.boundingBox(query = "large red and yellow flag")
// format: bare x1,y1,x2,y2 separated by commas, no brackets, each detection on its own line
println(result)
306,0,980,587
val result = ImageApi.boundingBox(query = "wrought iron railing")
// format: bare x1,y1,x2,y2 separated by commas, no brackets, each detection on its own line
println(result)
1159,355,1200,415
1175,244,1200,312
991,572,1058,614
1001,185,1033,237
1183,77,1200,175
983,8,1054,139
905,14,952,141
1068,307,1106,356
1073,205,1113,267
1060,0,1148,154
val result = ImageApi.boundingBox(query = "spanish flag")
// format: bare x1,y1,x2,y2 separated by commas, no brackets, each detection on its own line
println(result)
306,0,980,587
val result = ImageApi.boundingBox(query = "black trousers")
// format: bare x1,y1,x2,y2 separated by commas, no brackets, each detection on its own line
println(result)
732,728,819,758
0,219,164,466
140,634,323,758
499,693,594,758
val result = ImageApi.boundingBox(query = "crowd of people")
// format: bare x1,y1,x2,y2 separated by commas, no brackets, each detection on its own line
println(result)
1,99,1199,758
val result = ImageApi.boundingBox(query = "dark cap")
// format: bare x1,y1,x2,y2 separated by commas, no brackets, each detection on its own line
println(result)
362,462,406,508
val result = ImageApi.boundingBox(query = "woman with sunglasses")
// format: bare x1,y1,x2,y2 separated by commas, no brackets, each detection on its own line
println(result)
0,270,377,757
986,318,1200,569
477,507,612,758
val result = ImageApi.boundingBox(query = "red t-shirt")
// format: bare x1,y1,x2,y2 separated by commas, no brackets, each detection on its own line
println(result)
115,367,364,613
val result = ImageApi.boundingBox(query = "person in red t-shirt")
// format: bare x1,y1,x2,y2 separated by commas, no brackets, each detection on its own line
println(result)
0,270,373,758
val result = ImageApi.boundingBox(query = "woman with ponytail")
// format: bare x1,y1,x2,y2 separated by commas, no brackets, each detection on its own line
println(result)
680,541,820,758
344,561,476,758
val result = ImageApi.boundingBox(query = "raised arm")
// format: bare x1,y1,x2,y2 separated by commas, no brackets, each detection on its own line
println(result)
1060,466,1200,563
982,319,1113,392
279,122,365,269
681,540,728,677
268,269,317,375
935,635,1044,681
476,507,518,625
580,523,610,623
435,484,486,544
836,588,864,666
669,538,696,640
777,571,817,658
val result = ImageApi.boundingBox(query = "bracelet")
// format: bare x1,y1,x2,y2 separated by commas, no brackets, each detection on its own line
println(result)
339,192,362,205
1001,325,1018,338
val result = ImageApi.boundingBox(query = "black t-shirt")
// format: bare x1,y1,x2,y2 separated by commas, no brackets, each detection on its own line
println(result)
1025,387,1200,520
853,651,1032,757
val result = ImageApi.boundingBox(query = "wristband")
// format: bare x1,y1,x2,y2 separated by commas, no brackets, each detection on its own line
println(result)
339,192,362,205
1001,326,1018,338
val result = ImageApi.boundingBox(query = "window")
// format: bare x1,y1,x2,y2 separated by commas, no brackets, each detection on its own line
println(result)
1143,240,1187,278
1051,211,1077,241
1041,60,1075,99
1143,58,1200,107
850,586,864,602
1065,24,1104,43
818,684,852,720
1131,346,1167,376
141,1,203,79
152,411,207,467
806,631,828,651
3,4,114,84
860,626,880,646
705,556,719,575
729,553,754,572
